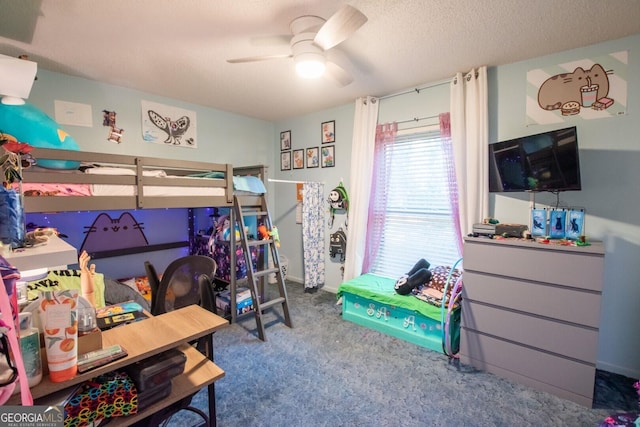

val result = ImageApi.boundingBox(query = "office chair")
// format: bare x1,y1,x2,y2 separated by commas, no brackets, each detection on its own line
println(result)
144,255,217,316
141,255,217,426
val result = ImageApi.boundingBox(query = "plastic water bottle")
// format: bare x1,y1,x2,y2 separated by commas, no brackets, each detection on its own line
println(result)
18,312,42,388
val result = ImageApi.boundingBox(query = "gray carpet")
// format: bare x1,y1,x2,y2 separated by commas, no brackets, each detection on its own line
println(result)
165,282,635,427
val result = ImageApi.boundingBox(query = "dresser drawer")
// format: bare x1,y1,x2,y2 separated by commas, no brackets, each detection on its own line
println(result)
462,271,601,327
461,300,599,363
464,240,604,291
460,330,596,406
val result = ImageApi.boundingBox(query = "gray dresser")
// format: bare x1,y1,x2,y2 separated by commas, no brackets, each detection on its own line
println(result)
460,236,605,407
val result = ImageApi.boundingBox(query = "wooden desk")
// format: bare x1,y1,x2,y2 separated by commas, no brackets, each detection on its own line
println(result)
9,305,229,426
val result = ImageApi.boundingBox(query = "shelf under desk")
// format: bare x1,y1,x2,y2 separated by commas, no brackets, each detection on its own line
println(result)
9,305,229,425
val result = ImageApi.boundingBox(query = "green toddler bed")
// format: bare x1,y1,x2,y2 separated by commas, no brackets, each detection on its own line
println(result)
337,273,460,354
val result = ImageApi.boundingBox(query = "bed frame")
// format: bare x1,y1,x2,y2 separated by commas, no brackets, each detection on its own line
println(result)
20,147,236,213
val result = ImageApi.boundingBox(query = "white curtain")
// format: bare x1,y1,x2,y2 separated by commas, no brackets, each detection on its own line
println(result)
450,67,489,237
302,182,325,290
343,96,379,282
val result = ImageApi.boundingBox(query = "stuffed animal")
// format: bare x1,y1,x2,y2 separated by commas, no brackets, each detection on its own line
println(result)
394,258,432,295
257,224,269,240
269,226,280,248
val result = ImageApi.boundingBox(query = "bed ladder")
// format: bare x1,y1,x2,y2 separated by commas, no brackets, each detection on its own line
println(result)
232,194,292,341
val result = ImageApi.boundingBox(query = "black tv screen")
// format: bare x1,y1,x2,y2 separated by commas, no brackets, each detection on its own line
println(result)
488,126,581,192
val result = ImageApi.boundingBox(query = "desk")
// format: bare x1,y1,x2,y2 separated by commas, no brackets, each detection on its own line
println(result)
8,305,229,426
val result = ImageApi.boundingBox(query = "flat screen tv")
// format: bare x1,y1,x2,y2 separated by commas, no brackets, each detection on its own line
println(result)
488,126,581,193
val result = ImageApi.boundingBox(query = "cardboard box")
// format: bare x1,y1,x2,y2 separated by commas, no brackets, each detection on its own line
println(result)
216,291,254,315
78,328,103,355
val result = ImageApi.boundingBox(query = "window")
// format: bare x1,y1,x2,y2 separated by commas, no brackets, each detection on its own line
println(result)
366,128,460,279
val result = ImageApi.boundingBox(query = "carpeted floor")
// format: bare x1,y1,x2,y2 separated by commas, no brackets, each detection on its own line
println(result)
165,281,638,427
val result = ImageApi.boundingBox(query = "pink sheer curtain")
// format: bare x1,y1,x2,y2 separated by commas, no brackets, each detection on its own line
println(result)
439,112,463,257
362,122,397,272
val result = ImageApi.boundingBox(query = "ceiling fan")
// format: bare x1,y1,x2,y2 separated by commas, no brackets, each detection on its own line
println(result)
227,5,367,87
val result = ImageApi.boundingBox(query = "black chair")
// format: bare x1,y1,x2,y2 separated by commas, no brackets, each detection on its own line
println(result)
144,255,217,316
140,255,217,426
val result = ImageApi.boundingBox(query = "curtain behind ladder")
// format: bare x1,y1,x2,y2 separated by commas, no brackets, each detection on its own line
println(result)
302,182,325,290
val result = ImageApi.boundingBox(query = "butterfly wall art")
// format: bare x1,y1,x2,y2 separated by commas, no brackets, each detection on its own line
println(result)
141,100,197,148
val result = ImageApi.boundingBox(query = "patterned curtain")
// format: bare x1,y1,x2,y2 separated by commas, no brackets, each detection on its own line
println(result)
302,182,325,290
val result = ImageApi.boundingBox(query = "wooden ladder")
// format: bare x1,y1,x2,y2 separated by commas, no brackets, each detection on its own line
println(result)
232,194,292,341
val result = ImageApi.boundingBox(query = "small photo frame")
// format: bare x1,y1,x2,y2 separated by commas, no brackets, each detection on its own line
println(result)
549,209,566,239
565,209,585,240
293,149,304,169
306,147,319,168
281,151,291,171
280,130,291,151
530,208,547,237
321,120,335,144
321,145,335,168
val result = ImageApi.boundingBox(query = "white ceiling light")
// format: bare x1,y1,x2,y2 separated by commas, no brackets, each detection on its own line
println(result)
0,54,37,105
295,52,326,79
292,33,326,79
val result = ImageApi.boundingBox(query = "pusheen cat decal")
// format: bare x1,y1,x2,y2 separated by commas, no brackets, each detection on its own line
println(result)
537,63,614,115
147,110,192,145
80,212,149,253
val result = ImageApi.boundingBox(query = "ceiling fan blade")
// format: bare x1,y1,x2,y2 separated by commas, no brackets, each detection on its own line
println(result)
227,53,292,64
314,5,367,51
324,60,353,87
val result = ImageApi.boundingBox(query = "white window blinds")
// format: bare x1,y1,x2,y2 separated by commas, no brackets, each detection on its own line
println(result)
368,129,460,279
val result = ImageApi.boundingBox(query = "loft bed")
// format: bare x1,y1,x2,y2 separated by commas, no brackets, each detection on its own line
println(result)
19,147,236,213
17,147,270,311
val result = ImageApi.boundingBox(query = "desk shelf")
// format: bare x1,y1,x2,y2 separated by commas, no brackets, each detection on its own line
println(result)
9,305,228,425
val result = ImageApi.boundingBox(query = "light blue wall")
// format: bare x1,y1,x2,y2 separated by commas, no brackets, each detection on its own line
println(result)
275,33,640,378
491,34,640,379
27,70,274,165
271,103,355,289
7,32,639,378
15,69,274,278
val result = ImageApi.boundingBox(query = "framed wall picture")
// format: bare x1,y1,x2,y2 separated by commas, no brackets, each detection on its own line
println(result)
321,145,335,168
306,147,319,168
280,130,291,151
321,120,335,144
549,209,566,239
281,151,291,171
293,149,304,169
565,209,585,240
530,208,547,237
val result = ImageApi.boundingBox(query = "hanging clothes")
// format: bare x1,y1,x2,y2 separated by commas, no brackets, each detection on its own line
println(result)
302,182,325,292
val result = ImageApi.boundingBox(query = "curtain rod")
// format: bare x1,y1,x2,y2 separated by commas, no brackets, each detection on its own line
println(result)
395,114,439,125
379,78,451,101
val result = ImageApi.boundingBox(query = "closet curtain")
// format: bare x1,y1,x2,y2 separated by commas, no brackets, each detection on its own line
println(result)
302,182,325,290
450,66,489,238
343,96,379,282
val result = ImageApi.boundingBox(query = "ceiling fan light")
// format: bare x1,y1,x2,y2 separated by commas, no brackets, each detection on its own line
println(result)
295,53,326,79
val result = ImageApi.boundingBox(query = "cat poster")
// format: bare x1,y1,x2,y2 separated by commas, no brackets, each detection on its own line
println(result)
526,50,627,125
141,100,197,148
565,209,585,240
549,209,566,239
531,208,547,237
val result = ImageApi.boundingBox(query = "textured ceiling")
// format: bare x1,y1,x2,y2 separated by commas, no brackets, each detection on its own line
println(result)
1,0,639,121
